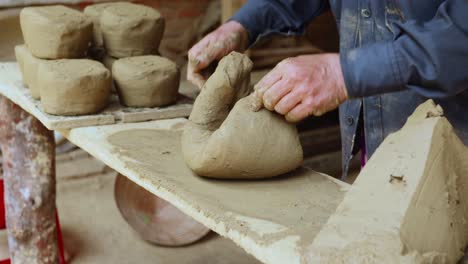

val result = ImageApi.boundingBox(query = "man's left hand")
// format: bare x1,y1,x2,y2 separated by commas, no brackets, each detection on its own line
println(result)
253,53,348,122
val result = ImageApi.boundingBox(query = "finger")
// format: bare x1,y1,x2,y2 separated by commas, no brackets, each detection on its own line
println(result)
252,76,281,111
188,37,210,61
254,66,282,92
262,79,292,111
187,68,206,89
285,103,310,123
195,52,214,72
187,42,218,89
189,40,217,73
274,88,303,115
252,69,282,111
187,58,197,78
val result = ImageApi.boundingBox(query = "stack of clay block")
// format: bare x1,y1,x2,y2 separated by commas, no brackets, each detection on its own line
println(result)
16,5,112,116
15,2,181,117
85,2,180,108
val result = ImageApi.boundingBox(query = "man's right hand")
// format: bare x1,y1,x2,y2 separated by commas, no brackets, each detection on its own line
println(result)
187,21,249,89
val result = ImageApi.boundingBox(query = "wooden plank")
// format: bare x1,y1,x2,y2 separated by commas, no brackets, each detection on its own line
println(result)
113,98,193,123
59,118,350,264
308,100,468,263
0,63,192,130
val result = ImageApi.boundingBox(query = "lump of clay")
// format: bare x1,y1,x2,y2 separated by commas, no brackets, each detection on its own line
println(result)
37,59,111,116
112,55,179,107
14,45,45,99
20,5,93,59
100,2,165,58
83,3,111,47
181,52,303,179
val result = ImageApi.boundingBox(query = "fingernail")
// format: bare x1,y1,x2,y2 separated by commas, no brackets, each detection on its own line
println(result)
264,98,273,110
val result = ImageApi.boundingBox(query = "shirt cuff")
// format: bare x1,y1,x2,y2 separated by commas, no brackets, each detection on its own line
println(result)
230,2,266,45
340,41,407,98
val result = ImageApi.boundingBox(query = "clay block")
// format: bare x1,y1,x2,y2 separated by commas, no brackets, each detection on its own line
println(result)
14,45,44,99
37,59,111,116
83,3,111,47
100,2,165,58
112,55,179,108
20,5,93,59
308,100,468,263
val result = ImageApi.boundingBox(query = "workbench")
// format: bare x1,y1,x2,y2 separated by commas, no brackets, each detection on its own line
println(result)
2,61,465,264
0,62,350,264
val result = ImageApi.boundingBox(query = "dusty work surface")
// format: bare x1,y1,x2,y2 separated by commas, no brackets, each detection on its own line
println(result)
0,63,193,130
60,118,350,264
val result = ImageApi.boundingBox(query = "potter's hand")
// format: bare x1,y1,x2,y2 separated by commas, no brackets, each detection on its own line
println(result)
252,54,348,122
188,21,249,89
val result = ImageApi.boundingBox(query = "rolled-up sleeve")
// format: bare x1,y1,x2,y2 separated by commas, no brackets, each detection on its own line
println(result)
342,0,468,99
231,0,329,45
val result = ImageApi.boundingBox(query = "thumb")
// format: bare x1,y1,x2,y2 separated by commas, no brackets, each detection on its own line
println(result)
187,59,207,89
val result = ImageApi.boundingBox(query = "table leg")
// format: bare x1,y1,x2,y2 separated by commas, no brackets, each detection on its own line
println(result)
0,96,58,264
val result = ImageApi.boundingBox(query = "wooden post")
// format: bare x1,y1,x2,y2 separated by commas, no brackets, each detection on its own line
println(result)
0,96,58,264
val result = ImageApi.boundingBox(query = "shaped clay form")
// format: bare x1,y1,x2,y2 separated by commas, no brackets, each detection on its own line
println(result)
20,5,93,59
37,59,111,116
308,101,468,263
83,2,111,47
181,52,303,179
100,2,165,58
14,45,44,99
112,55,179,107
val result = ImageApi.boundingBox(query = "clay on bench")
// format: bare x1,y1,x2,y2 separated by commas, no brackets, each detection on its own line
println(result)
181,52,303,179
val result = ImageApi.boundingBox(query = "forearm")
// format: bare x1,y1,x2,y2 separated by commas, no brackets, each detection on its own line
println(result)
341,0,468,99
231,0,329,45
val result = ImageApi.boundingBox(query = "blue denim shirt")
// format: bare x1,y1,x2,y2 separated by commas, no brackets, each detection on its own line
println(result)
232,0,468,178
